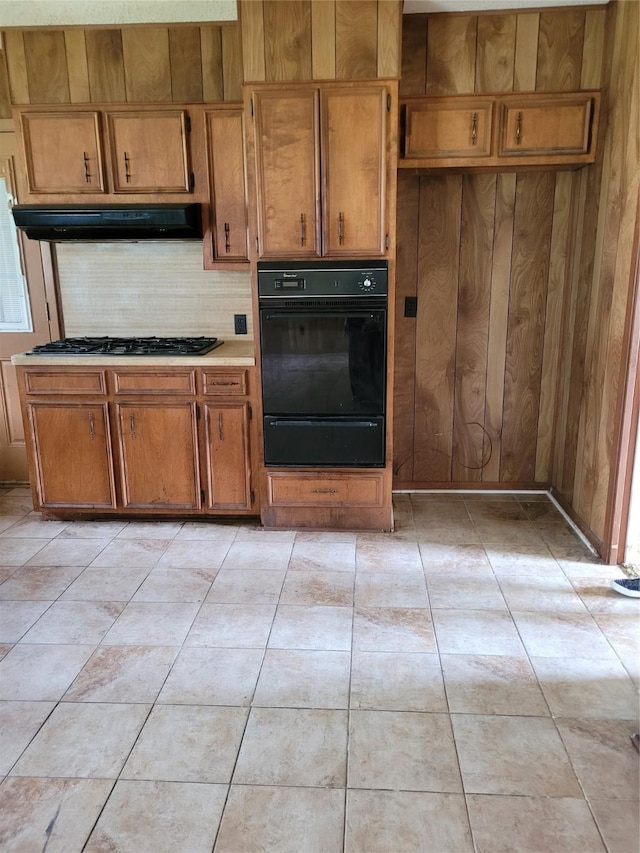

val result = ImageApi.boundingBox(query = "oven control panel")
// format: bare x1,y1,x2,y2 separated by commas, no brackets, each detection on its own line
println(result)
258,261,388,298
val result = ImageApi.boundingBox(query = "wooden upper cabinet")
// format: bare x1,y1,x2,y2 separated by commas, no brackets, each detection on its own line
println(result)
205,109,249,265
253,89,321,258
322,87,387,257
106,110,192,193
498,95,595,157
19,112,106,194
403,99,493,160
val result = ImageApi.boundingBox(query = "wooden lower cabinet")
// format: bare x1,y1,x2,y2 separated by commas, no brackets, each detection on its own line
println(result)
204,403,252,510
26,401,116,508
115,402,201,510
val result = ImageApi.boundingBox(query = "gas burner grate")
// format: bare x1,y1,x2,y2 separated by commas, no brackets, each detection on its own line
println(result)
28,336,224,356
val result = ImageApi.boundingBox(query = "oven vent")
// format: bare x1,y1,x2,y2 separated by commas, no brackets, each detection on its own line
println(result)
282,298,383,309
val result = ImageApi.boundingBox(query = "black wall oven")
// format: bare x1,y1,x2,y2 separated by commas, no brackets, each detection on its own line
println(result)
258,260,388,467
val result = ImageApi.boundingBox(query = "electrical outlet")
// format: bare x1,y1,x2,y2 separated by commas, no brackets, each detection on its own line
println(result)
404,297,417,318
234,314,248,335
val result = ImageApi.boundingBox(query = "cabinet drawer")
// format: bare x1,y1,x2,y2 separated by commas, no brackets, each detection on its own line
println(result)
203,370,247,395
112,371,196,395
24,370,106,395
267,473,384,507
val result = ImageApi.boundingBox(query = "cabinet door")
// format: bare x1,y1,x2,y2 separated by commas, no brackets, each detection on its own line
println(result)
206,110,249,262
27,402,116,508
19,112,105,194
253,89,320,258
403,99,493,159
321,87,387,257
106,111,191,193
204,403,251,510
116,402,200,509
499,97,593,157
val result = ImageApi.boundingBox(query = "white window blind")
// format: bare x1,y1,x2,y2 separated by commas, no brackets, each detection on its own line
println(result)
0,176,32,332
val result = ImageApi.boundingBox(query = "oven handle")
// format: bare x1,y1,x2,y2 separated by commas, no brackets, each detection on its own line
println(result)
267,419,380,428
261,311,385,321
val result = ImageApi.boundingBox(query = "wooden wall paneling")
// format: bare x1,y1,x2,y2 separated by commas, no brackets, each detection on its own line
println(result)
85,30,126,103
200,26,224,102
377,0,402,79
482,172,516,482
3,31,29,104
452,174,496,482
169,27,203,103
475,14,516,94
335,0,378,80
311,0,336,80
121,28,171,103
264,0,312,82
239,0,266,82
400,16,427,97
513,13,539,92
500,173,555,482
393,172,420,481
426,15,477,95
221,24,243,101
413,175,461,482
0,46,11,117
535,172,571,482
23,31,70,104
581,8,606,89
536,9,585,91
64,30,90,104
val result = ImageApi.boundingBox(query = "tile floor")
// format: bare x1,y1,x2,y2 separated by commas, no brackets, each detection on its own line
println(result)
0,486,638,852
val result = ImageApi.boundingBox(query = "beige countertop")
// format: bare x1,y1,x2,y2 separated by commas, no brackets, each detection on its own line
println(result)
11,339,256,367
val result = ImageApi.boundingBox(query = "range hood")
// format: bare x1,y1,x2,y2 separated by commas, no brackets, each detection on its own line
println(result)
12,203,203,242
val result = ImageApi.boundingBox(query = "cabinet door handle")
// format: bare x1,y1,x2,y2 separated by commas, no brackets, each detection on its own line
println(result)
218,413,224,442
515,112,522,145
338,212,344,246
471,112,478,145
83,152,91,183
89,412,95,440
124,152,131,183
224,222,230,253
129,414,136,439
311,488,338,494
299,213,306,246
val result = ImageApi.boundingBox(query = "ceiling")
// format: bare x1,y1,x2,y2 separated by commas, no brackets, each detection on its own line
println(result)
404,0,607,11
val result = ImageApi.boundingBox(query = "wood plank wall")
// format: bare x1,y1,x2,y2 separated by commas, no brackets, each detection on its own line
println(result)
239,0,402,82
0,23,243,107
395,7,607,490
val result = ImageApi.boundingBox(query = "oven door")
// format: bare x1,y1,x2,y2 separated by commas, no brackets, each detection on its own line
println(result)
259,305,386,416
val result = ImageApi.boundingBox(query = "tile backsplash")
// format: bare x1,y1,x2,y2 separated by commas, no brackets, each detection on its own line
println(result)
56,242,253,339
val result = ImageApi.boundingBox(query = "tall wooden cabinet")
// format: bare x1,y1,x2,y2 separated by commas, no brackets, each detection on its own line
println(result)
249,82,391,259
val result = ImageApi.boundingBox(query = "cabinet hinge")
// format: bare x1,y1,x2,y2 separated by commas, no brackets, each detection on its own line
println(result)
196,403,201,420
250,490,255,505
45,302,51,321
255,236,259,252
250,98,254,117
385,234,390,250
189,172,195,192
248,404,252,420
200,489,205,503
185,115,192,133
387,93,391,112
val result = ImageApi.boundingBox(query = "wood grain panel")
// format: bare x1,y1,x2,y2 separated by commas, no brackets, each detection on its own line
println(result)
3,31,29,104
536,172,571,481
85,30,125,103
500,173,555,482
0,50,12,117
581,9,606,89
426,16,477,95
122,28,171,103
264,0,312,82
476,15,516,94
393,172,419,481
336,0,378,80
513,12,539,92
483,173,516,482
452,174,496,482
377,0,402,79
413,175,461,482
23,31,70,104
536,9,585,91
311,0,336,80
400,16,427,97
169,27,203,103
64,30,90,104
200,26,224,102
221,24,243,101
239,0,266,82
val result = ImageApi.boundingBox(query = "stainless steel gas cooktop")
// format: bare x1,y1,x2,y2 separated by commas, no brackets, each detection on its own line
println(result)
27,336,224,356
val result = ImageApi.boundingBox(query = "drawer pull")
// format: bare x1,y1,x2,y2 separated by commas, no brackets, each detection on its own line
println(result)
471,112,477,145
210,381,239,386
311,488,339,494
515,112,522,145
